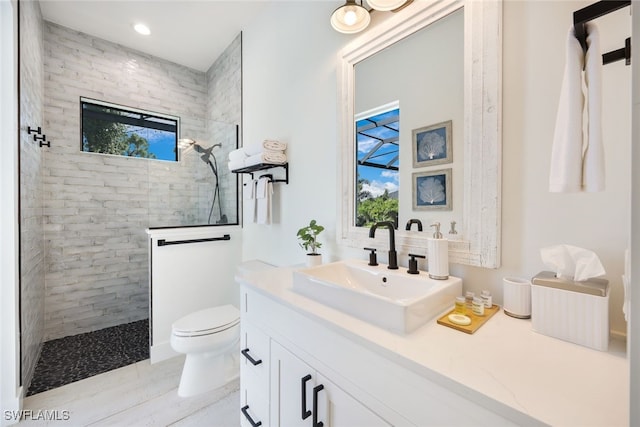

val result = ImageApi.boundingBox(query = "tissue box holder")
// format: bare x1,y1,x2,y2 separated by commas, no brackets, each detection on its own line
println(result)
531,271,609,351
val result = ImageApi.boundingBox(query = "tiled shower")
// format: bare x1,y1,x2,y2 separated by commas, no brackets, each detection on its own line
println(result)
19,1,241,393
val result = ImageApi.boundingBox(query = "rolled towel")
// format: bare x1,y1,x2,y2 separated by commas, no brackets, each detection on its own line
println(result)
244,140,287,156
263,140,287,151
243,142,266,156
228,148,248,163
245,151,287,167
228,160,246,171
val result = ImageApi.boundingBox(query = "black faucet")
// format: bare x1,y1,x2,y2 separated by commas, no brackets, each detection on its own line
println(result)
369,221,398,270
405,219,423,231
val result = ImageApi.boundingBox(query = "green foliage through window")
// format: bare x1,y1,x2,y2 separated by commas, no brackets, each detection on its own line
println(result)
81,98,179,161
356,178,398,228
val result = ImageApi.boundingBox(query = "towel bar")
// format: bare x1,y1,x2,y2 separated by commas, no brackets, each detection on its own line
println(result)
233,163,289,184
573,0,631,65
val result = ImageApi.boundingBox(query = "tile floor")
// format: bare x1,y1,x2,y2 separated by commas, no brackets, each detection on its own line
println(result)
20,355,240,426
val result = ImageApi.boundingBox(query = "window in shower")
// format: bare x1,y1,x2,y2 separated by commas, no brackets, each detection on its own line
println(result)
80,97,180,161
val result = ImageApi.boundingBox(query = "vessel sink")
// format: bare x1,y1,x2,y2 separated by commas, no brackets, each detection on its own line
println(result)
292,259,462,334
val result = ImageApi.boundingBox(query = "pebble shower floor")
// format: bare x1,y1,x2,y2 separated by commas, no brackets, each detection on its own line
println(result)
26,319,149,396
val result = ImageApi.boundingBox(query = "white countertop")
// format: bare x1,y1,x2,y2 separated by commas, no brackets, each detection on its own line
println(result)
238,265,629,427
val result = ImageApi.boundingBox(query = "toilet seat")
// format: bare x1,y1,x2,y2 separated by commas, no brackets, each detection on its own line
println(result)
172,305,240,338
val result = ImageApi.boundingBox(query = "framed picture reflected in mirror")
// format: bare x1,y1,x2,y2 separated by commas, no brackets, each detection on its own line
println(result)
412,120,452,167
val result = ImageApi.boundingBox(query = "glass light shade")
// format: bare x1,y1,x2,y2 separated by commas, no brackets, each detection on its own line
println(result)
331,1,371,34
367,0,407,12
133,23,151,35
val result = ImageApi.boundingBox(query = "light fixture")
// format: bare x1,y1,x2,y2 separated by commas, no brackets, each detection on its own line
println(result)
133,23,151,36
367,0,408,12
330,0,371,34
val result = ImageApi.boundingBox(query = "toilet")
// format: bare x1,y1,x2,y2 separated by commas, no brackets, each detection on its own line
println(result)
170,304,240,397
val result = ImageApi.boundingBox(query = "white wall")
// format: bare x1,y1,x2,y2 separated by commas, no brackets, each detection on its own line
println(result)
1,0,22,422
497,0,630,335
630,2,639,424
242,2,347,265
242,1,631,334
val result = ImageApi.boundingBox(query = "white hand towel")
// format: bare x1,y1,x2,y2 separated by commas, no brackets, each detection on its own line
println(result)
245,151,287,167
550,24,605,193
582,23,605,192
622,248,630,322
244,179,257,224
549,26,585,192
256,176,273,225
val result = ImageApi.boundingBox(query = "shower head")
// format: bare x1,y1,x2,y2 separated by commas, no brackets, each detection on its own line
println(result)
178,138,196,149
178,139,221,159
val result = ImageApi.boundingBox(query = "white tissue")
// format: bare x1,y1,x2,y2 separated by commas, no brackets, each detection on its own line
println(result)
540,244,605,282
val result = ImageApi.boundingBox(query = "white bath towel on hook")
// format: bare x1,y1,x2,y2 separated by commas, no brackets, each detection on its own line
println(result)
244,178,257,223
582,23,604,191
256,176,273,225
549,23,604,192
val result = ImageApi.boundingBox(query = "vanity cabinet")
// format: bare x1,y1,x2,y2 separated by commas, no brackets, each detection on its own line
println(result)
270,341,390,427
240,286,392,427
239,283,521,427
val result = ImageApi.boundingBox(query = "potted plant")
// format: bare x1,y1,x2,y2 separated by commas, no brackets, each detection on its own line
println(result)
297,219,325,267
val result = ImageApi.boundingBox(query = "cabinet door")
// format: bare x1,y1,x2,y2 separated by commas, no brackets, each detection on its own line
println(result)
315,373,391,427
271,342,390,427
271,342,315,427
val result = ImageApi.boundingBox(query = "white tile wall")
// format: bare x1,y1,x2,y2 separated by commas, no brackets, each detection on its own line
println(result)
19,0,46,390
42,22,241,340
206,33,242,224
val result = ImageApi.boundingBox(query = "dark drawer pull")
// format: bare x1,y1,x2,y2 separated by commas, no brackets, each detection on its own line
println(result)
241,405,262,427
241,348,263,366
301,374,312,420
312,384,325,427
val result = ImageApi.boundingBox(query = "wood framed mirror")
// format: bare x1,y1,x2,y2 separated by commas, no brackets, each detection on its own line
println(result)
337,0,502,268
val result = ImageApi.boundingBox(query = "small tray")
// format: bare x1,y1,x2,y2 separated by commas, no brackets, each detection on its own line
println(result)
437,304,500,334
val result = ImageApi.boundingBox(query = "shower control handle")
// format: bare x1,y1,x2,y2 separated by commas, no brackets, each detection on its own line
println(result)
241,348,262,366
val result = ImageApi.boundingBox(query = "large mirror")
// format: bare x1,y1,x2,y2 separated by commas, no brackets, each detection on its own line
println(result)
337,0,502,268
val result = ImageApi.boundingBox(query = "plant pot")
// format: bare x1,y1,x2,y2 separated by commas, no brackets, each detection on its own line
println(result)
306,253,322,267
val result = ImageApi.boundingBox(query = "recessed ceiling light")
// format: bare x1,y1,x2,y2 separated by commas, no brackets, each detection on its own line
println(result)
133,23,151,36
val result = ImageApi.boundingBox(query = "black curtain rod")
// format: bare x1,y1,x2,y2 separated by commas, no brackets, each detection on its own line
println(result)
573,0,631,65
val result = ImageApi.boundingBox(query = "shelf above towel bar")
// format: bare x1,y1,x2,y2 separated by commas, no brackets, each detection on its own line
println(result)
232,163,289,184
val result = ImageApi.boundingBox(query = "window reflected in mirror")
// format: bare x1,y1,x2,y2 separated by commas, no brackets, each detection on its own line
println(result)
355,104,399,228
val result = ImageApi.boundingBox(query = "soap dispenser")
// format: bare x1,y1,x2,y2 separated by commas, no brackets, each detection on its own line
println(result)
428,222,449,280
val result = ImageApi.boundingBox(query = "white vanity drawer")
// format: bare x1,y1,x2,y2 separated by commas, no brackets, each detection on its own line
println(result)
241,371,269,427
241,321,270,385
